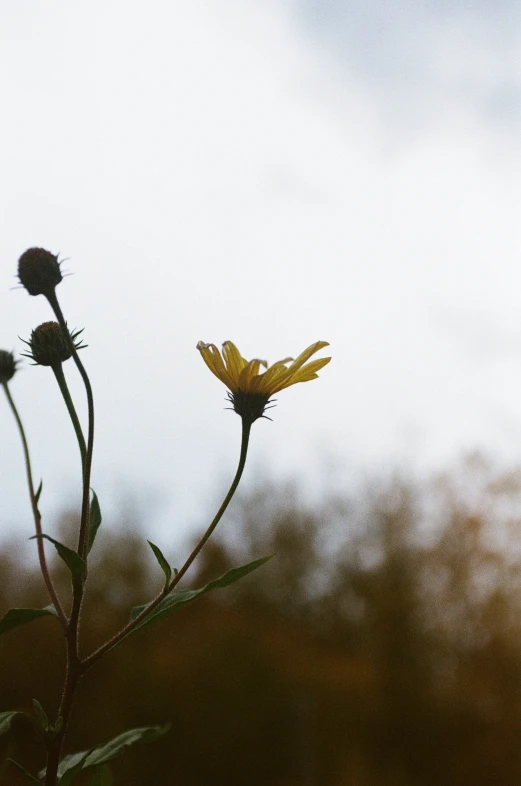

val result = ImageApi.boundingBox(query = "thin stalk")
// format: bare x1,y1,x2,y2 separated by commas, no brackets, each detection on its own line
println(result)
46,292,94,562
41,292,96,785
43,643,81,786
2,382,66,625
82,419,252,671
168,419,251,590
52,363,86,473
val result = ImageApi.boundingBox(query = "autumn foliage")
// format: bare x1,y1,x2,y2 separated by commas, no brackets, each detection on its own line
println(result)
2,454,521,785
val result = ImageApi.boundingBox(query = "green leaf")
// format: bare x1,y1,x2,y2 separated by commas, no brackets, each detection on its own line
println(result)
129,556,273,634
32,698,48,730
0,607,57,638
57,750,93,786
147,540,171,589
37,749,92,784
57,725,169,778
7,759,41,784
0,711,24,736
87,765,113,786
35,479,43,505
31,534,85,585
88,490,102,553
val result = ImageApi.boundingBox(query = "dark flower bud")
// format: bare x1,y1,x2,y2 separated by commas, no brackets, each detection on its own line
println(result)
18,247,63,297
21,322,86,368
0,350,17,384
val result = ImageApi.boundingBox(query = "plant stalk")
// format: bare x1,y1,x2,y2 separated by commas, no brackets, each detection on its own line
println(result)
81,418,252,671
52,363,87,473
2,382,66,625
46,291,94,562
42,291,96,784
43,637,82,786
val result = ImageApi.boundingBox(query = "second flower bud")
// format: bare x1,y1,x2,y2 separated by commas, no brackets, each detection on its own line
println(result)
21,322,86,368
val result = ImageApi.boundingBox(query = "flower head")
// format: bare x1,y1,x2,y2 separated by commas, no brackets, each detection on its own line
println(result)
0,350,18,385
197,340,331,423
21,321,86,368
18,247,63,297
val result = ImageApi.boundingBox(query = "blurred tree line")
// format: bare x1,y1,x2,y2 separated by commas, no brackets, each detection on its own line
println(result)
3,453,521,784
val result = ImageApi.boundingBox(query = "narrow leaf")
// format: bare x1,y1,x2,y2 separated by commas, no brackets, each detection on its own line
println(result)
57,750,93,786
32,698,48,730
129,556,273,633
7,759,41,784
147,541,171,588
38,749,93,784
31,534,85,584
0,711,24,736
88,490,102,553
57,725,169,777
101,556,272,656
35,479,43,505
83,725,169,769
0,607,57,638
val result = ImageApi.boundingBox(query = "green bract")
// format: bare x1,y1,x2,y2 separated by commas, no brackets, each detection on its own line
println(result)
21,322,85,367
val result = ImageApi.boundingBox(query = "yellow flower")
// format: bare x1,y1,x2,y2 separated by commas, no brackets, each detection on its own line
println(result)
197,340,331,423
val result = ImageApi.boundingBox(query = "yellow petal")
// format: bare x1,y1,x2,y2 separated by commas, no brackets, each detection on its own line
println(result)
197,342,235,388
287,341,329,373
239,358,268,389
289,356,331,383
271,357,331,393
250,361,290,395
222,341,247,387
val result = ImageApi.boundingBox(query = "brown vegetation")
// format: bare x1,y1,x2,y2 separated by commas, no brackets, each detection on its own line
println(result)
2,454,521,784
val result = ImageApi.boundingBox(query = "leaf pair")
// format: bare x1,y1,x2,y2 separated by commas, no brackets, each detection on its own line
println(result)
0,555,273,650
0,493,102,638
112,554,273,653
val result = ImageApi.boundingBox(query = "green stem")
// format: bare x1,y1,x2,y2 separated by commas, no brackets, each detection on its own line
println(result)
43,644,81,786
41,292,96,784
46,292,94,562
81,418,252,671
2,382,66,625
52,364,86,473
168,418,251,591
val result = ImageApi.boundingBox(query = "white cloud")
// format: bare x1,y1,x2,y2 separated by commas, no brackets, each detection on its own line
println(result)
0,0,520,548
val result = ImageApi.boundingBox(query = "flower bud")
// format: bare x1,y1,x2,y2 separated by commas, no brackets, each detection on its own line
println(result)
21,322,85,367
18,247,62,297
0,350,17,384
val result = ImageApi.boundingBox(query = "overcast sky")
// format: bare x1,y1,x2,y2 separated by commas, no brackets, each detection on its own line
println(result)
0,0,520,554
